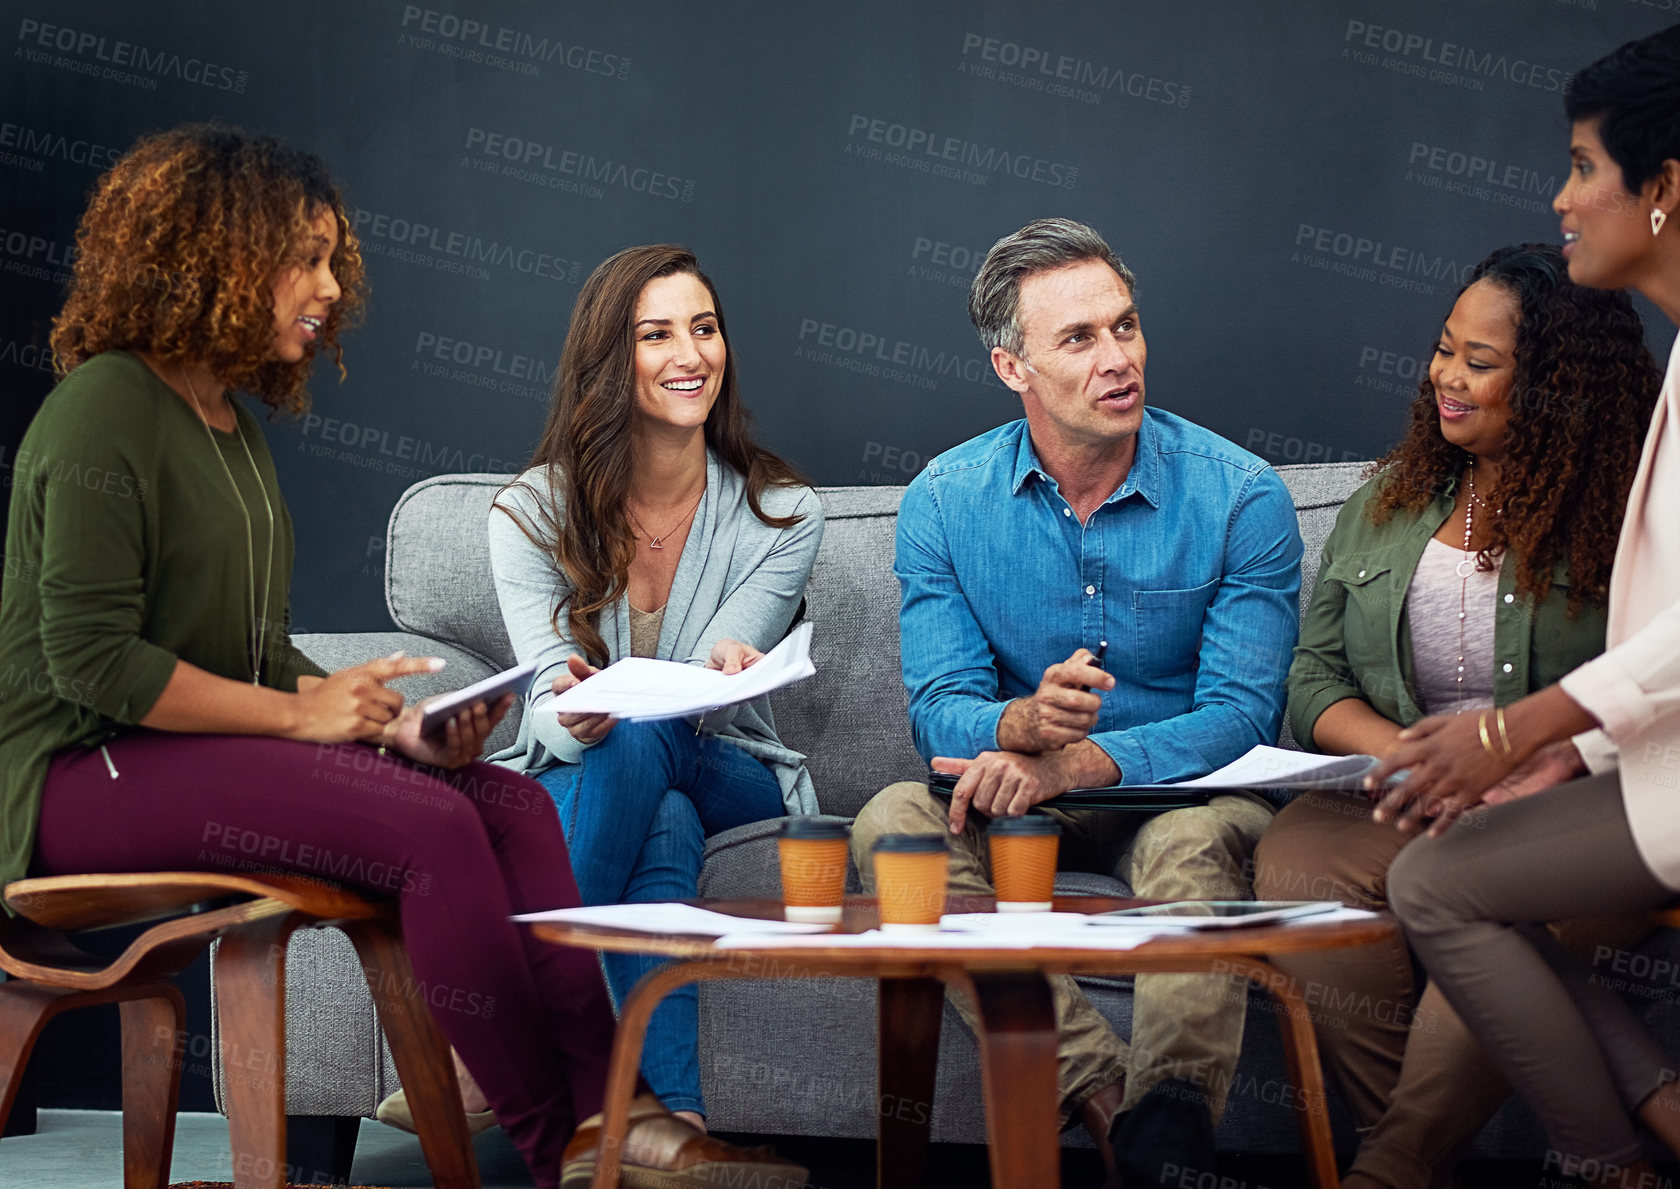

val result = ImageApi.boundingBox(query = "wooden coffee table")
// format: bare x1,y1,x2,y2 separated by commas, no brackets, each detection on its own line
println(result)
529,895,1396,1189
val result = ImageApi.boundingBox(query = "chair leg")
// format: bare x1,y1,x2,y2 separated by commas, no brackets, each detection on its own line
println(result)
0,981,65,1139
1,1059,35,1138
216,915,299,1189
344,917,479,1189
120,988,186,1189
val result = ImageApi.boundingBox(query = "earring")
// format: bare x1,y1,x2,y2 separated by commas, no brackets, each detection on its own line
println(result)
1654,208,1669,237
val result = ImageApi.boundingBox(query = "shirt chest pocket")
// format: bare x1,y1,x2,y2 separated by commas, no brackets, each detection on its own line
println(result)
1323,559,1397,677
1132,579,1219,681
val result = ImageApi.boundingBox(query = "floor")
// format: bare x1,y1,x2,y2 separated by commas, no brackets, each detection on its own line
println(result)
4,1111,535,1189
1,1109,1596,1188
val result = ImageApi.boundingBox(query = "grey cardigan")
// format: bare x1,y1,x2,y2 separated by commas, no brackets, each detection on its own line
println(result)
486,451,824,816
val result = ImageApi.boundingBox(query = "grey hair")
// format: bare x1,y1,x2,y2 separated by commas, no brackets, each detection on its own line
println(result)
966,218,1137,356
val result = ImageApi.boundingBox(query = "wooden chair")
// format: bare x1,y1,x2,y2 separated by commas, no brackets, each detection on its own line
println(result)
0,872,480,1189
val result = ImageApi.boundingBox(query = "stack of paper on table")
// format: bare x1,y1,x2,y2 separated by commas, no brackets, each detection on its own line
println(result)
514,901,1378,952
543,622,815,722
513,902,832,935
715,913,1176,953
714,906,1378,950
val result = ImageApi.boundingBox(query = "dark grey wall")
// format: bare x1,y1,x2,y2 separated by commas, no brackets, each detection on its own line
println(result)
3,0,1676,637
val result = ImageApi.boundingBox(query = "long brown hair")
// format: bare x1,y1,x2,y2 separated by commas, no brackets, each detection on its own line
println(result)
1370,243,1658,611
503,245,807,664
50,123,365,412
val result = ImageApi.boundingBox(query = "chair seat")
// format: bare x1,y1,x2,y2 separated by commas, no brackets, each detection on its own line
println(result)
0,871,478,1188
4,872,382,933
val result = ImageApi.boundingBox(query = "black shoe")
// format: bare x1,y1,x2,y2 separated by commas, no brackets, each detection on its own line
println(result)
1107,1078,1217,1189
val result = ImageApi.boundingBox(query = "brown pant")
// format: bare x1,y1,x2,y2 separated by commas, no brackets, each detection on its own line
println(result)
1253,789,1652,1189
852,781,1274,1126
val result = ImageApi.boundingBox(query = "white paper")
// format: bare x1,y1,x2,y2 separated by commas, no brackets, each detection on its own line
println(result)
1284,905,1379,924
1121,745,1380,792
937,912,1097,932
545,622,815,721
715,929,1040,950
512,902,830,936
714,926,1176,951
518,901,1381,948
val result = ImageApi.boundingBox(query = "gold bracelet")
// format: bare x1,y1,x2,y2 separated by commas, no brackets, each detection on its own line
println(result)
1494,706,1514,757
1478,711,1502,760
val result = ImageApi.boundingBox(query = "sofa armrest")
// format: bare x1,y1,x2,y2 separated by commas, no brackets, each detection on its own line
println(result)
699,816,862,899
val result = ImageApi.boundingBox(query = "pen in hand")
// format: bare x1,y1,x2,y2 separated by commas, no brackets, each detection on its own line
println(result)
1083,640,1108,690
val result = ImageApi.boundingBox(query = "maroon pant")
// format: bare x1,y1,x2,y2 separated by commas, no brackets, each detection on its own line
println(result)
34,731,615,1189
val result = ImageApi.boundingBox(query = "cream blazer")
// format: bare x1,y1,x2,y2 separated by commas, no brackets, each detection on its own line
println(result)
1561,332,1680,890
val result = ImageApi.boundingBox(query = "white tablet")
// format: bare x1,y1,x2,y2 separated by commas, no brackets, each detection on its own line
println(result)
417,661,538,736
1089,900,1341,928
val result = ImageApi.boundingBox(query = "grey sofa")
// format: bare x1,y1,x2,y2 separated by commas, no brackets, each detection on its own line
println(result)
213,462,1680,1170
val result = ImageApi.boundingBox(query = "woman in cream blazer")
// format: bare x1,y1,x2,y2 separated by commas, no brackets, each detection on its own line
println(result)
1380,23,1680,1184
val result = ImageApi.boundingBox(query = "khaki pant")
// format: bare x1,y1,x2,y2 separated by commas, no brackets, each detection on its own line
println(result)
1253,789,1652,1189
851,781,1275,1126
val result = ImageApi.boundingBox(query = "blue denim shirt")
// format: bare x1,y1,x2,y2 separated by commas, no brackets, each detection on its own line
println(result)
895,409,1304,785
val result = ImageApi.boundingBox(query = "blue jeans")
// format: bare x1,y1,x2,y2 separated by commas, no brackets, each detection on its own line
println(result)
536,718,786,1117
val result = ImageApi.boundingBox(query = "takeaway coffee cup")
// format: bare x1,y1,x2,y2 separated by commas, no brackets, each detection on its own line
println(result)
988,815,1060,912
871,834,950,932
778,818,851,923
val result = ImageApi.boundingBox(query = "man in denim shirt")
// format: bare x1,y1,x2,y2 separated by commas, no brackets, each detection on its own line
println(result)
851,219,1302,1185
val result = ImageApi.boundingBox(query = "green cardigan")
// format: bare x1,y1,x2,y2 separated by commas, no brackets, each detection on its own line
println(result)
1288,474,1606,750
0,352,325,891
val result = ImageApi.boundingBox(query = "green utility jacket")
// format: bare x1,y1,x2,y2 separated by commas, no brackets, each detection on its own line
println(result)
1288,474,1606,751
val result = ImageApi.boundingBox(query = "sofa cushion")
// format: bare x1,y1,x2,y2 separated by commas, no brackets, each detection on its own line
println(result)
768,487,923,818
386,473,520,671
1274,461,1369,623
699,816,864,900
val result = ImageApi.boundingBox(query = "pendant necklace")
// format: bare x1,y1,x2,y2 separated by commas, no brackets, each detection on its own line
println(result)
628,485,704,551
1452,462,1501,708
184,369,275,684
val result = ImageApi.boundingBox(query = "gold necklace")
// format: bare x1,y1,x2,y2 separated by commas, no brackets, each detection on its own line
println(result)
1453,460,1502,710
183,369,275,685
627,484,704,551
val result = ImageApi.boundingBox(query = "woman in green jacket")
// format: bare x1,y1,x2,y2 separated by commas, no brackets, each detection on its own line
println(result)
1253,243,1659,1189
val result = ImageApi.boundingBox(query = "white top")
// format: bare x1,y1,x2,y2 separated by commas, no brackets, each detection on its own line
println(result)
1407,538,1498,717
1559,332,1680,889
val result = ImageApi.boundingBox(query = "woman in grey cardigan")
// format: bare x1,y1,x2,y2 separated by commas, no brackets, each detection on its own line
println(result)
488,245,823,1132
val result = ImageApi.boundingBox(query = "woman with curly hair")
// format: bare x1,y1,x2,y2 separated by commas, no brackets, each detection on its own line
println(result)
487,245,823,1134
1376,25,1680,1183
0,125,802,1189
1252,242,1660,1189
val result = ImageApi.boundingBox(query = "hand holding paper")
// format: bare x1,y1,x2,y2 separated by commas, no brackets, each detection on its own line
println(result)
547,622,815,722
553,653,616,744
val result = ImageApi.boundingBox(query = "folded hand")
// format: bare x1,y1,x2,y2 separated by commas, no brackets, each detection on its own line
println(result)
1368,711,1517,836
933,750,1074,834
